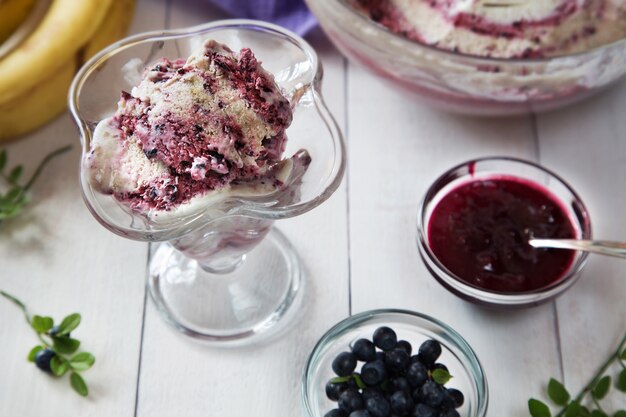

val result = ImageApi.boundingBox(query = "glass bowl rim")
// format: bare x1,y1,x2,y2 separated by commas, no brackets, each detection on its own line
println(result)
329,0,626,64
68,19,346,234
416,156,592,302
301,308,489,417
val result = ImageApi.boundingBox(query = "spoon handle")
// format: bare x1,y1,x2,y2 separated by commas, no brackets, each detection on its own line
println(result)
529,239,626,259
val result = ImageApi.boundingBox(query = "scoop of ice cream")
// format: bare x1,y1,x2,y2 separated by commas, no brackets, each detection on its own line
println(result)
350,0,626,58
87,40,293,213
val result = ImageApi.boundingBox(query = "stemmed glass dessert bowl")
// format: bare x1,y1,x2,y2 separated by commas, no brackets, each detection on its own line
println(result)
69,20,345,345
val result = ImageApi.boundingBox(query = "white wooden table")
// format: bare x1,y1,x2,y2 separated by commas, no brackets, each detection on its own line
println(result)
1,0,625,416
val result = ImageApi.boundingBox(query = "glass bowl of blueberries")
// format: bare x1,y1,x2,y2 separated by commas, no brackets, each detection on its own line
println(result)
302,309,488,417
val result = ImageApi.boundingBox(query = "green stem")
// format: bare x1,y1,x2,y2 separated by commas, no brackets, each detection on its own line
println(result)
23,145,72,192
0,290,31,324
591,396,605,413
555,331,626,417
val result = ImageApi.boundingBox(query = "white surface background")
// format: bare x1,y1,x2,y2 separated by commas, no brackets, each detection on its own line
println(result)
1,0,625,416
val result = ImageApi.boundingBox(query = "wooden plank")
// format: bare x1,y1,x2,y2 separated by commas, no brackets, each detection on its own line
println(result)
346,65,562,415
0,1,166,415
135,6,350,417
537,81,626,411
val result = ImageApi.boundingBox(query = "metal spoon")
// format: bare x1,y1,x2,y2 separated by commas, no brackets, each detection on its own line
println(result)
528,239,626,259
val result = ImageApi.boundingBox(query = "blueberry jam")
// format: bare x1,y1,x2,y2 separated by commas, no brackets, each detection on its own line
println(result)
427,176,577,293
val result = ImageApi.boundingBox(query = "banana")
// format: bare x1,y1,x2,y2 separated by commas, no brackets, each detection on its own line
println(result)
0,0,135,141
0,0,37,43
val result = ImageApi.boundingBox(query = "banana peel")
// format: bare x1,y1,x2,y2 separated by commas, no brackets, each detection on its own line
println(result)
0,0,135,141
0,0,37,44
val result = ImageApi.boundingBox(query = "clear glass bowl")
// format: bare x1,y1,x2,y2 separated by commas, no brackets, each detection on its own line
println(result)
69,20,345,345
302,309,488,417
417,157,591,309
305,0,626,116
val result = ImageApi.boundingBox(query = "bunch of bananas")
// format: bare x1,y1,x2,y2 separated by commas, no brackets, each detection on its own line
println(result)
0,0,136,141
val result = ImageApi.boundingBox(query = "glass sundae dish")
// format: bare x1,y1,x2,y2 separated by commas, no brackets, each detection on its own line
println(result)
69,20,345,345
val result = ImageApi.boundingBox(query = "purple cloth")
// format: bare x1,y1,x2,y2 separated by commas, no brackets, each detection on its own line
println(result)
207,0,317,35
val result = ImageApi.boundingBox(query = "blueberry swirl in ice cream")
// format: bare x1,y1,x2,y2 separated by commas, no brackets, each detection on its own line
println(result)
349,0,626,58
86,40,294,214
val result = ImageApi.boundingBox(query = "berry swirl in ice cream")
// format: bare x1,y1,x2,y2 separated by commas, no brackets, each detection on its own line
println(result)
349,0,626,58
86,40,294,215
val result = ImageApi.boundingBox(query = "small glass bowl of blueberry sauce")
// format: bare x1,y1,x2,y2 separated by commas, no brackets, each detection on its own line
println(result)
302,309,488,417
417,157,591,309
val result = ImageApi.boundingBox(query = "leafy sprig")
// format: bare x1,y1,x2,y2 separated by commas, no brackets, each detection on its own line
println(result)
329,368,453,391
0,290,95,397
0,145,72,222
528,331,626,417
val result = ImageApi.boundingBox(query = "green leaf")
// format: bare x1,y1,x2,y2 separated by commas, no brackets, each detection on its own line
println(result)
353,373,366,390
548,378,570,406
50,356,69,377
56,313,81,336
329,376,351,384
31,315,54,333
581,406,592,417
69,352,95,371
8,165,23,184
70,372,88,397
564,402,581,417
431,368,452,385
592,376,611,400
52,337,80,354
27,345,44,362
4,187,22,203
529,398,552,417
621,348,626,360
0,149,6,170
591,411,608,417
613,411,626,417
617,369,626,393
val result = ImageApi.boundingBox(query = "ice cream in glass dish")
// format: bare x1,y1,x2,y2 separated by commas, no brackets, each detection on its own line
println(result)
305,0,626,114
70,20,345,345
87,40,296,220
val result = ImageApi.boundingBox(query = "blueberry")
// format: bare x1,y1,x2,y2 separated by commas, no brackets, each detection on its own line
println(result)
395,340,412,356
366,396,391,417
420,381,444,408
390,376,410,392
325,409,348,417
339,388,364,413
373,327,397,351
417,340,441,365
385,349,410,373
432,363,448,372
352,339,377,362
447,388,464,408
439,409,460,417
389,390,414,415
375,351,386,362
362,387,385,402
326,380,349,401
361,387,385,402
35,348,56,373
409,355,424,365
361,360,387,386
347,378,359,390
440,389,456,409
333,352,357,377
350,410,372,417
405,361,428,388
412,404,437,417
